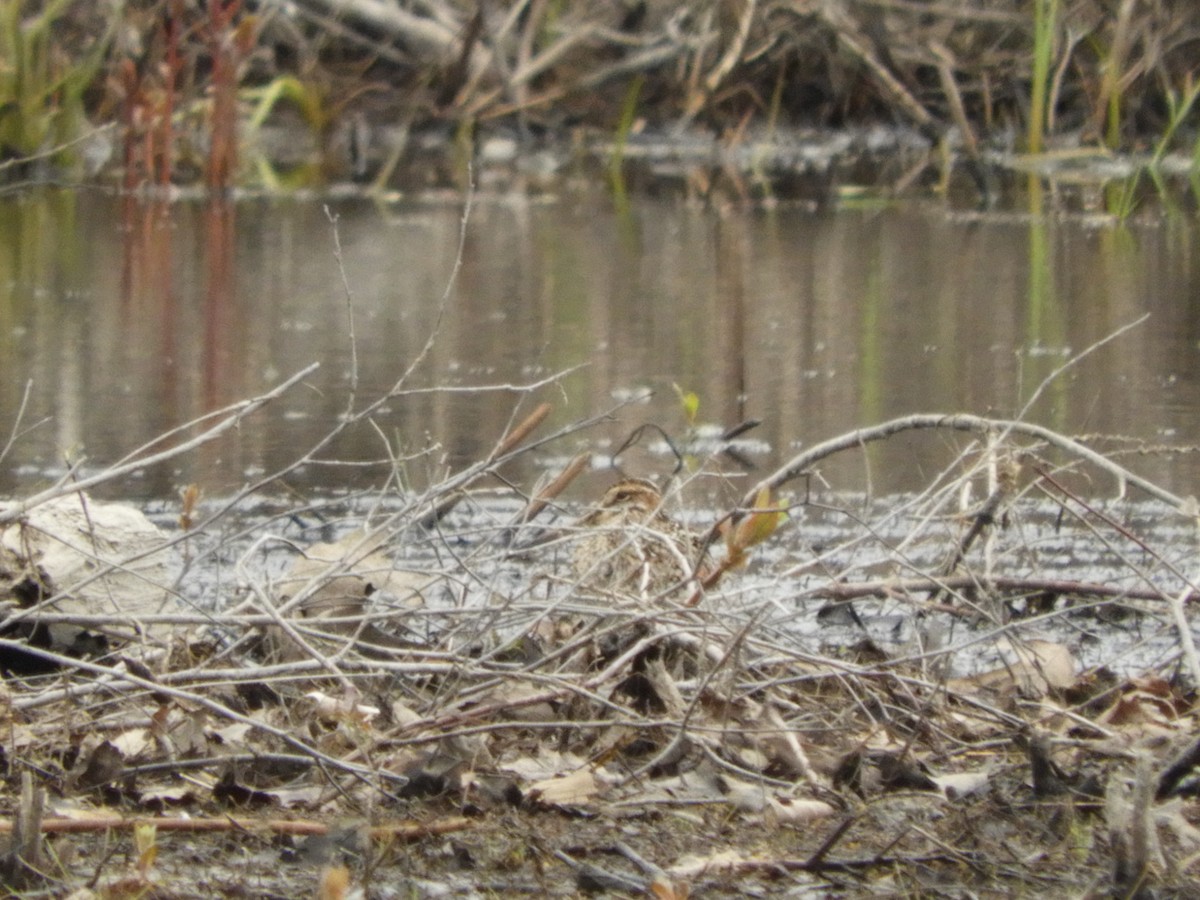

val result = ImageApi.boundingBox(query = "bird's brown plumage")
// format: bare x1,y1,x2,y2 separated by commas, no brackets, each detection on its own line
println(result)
571,478,706,599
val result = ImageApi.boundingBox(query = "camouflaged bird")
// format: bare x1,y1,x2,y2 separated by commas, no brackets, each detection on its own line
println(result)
571,478,708,600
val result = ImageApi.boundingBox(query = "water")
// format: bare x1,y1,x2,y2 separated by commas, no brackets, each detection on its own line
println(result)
148,483,1199,680
2,186,1199,507
4,179,1198,683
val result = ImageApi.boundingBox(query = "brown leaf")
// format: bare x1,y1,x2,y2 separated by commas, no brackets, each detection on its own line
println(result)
727,487,785,557
955,639,1076,697
764,796,836,824
528,768,598,807
317,865,351,900
650,876,689,900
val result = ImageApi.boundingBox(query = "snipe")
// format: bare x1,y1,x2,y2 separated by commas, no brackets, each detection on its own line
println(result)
571,478,706,599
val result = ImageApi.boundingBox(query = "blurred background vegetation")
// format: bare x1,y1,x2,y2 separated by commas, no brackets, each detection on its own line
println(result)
1,0,1199,190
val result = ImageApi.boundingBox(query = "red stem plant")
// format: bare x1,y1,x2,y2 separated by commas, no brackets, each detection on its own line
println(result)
116,1,187,191
158,0,182,189
204,0,257,192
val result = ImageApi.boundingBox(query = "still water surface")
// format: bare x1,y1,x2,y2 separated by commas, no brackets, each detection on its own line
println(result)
2,187,1199,504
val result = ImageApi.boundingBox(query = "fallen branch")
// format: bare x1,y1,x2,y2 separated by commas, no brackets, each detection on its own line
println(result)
0,363,320,526
812,574,1193,605
0,815,472,839
745,412,1192,513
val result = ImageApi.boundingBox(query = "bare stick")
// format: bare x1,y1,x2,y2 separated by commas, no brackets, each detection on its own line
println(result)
293,0,491,76
0,815,472,840
0,379,41,465
816,573,1192,605
417,402,552,528
745,317,1163,508
1167,581,1200,686
325,205,359,404
744,413,1191,514
0,363,319,526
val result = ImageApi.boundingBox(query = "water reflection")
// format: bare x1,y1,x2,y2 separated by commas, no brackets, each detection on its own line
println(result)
1,187,1199,503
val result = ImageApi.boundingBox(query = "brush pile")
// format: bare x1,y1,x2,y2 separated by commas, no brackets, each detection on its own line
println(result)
15,1,1200,191
271,0,1200,143
3,388,1200,896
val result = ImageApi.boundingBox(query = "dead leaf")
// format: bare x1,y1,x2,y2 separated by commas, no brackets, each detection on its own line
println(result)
110,728,151,759
650,875,690,900
730,487,785,551
210,722,254,748
305,690,380,725
390,700,422,727
956,638,1076,697
285,535,433,607
139,784,198,806
721,778,769,813
501,749,589,782
932,769,991,800
643,657,686,719
1099,677,1189,729
764,796,836,824
483,678,557,722
668,850,751,878
528,768,598,807
266,785,328,808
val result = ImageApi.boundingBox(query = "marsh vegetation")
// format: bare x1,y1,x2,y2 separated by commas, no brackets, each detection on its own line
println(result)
5,2,1200,897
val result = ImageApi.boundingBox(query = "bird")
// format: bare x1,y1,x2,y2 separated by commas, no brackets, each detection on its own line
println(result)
570,478,707,600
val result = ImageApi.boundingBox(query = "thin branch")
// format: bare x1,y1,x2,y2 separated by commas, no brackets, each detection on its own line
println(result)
744,413,1191,514
0,363,319,526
